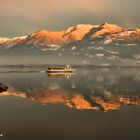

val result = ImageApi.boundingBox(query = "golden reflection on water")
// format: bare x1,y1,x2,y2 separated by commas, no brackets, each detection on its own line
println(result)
48,73,73,79
0,89,140,112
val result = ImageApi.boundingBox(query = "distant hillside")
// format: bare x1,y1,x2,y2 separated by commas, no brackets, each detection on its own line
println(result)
0,23,140,66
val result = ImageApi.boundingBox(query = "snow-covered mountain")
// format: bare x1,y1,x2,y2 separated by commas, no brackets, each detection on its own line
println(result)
0,23,140,66
1,23,140,46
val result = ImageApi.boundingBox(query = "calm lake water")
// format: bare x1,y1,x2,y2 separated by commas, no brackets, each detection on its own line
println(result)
0,66,140,140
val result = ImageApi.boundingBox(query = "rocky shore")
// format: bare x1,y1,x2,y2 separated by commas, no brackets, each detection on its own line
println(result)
0,82,8,93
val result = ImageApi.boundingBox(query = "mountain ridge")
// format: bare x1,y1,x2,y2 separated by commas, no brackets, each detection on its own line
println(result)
0,22,140,47
0,22,140,66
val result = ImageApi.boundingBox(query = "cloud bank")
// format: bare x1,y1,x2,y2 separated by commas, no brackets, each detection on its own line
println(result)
0,0,140,37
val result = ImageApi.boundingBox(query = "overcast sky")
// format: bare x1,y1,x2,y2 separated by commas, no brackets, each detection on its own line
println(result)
0,0,140,37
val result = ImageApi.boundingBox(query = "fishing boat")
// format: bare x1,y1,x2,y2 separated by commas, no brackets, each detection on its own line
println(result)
47,65,75,73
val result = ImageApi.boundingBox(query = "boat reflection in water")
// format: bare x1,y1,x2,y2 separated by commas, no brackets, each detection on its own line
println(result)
47,73,73,79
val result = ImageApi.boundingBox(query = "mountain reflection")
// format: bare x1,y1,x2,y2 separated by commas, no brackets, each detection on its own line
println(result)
0,67,140,112
0,89,140,112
